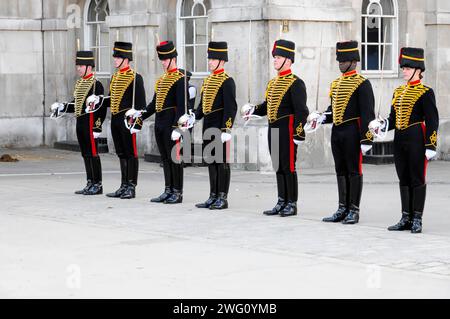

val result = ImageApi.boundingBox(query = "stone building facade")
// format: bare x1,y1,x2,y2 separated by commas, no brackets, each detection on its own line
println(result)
1,0,449,168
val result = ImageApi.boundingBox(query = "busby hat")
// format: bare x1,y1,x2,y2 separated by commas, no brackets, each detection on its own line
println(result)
76,51,95,67
272,39,295,63
207,41,228,62
336,41,360,62
399,47,425,71
156,41,178,60
113,41,133,61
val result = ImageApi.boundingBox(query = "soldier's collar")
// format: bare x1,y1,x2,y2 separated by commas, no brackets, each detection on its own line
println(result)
213,68,224,75
119,66,130,73
82,73,94,80
342,70,357,77
408,79,421,87
167,67,178,73
278,69,292,77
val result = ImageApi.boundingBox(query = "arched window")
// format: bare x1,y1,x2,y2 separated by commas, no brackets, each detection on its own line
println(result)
176,0,211,78
84,0,110,78
361,0,398,76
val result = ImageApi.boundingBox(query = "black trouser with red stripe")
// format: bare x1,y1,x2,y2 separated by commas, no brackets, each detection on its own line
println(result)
394,125,427,216
155,124,183,192
268,115,298,203
77,113,102,185
331,120,363,212
202,132,231,196
111,113,139,187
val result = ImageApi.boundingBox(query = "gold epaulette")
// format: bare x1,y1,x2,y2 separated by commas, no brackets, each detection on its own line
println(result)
110,69,135,115
201,72,229,114
330,74,366,125
155,70,184,112
392,83,429,130
73,77,95,116
266,74,296,123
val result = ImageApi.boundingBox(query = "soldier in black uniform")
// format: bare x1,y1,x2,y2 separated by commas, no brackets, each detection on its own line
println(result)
138,41,188,204
310,41,375,225
50,50,106,195
104,41,146,199
370,47,439,233
193,41,237,210
241,39,309,217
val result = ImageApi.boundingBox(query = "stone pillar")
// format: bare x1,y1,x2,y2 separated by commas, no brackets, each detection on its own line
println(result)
426,0,450,158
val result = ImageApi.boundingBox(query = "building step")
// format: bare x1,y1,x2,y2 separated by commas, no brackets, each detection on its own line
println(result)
54,138,109,153
363,140,394,165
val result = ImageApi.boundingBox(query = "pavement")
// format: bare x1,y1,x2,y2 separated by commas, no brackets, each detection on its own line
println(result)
1,147,450,298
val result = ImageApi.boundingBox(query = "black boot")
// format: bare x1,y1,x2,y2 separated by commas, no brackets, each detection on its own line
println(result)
342,175,362,224
280,172,297,217
106,158,128,197
196,164,218,208
164,162,183,204
411,184,426,233
85,157,103,195
388,185,412,231
263,173,286,215
164,188,183,204
75,157,93,194
196,193,217,208
121,158,138,199
323,175,348,222
210,192,228,210
151,160,173,202
210,164,230,210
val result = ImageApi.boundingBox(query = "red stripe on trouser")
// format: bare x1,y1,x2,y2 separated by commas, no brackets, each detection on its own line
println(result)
132,133,138,158
289,115,294,172
176,139,180,161
421,123,427,183
89,113,97,157
359,151,363,175
226,140,230,163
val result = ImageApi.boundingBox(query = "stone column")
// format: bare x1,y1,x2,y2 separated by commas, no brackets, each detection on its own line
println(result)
426,0,450,158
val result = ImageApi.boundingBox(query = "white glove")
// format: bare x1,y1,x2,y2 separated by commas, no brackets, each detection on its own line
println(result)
178,110,196,130
361,144,373,154
425,149,437,160
368,117,388,139
125,108,143,119
188,86,197,100
240,103,255,118
130,127,141,134
50,102,65,112
85,95,101,113
171,130,181,141
307,111,326,125
368,118,387,132
293,139,303,145
221,132,232,143
93,132,101,139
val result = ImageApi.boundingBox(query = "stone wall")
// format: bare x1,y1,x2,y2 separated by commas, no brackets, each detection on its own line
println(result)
1,0,449,169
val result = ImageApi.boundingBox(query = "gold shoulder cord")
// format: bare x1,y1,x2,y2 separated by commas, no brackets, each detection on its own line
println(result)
392,83,429,130
110,69,135,115
201,72,229,114
266,74,296,123
73,77,95,116
155,70,184,112
331,74,366,125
